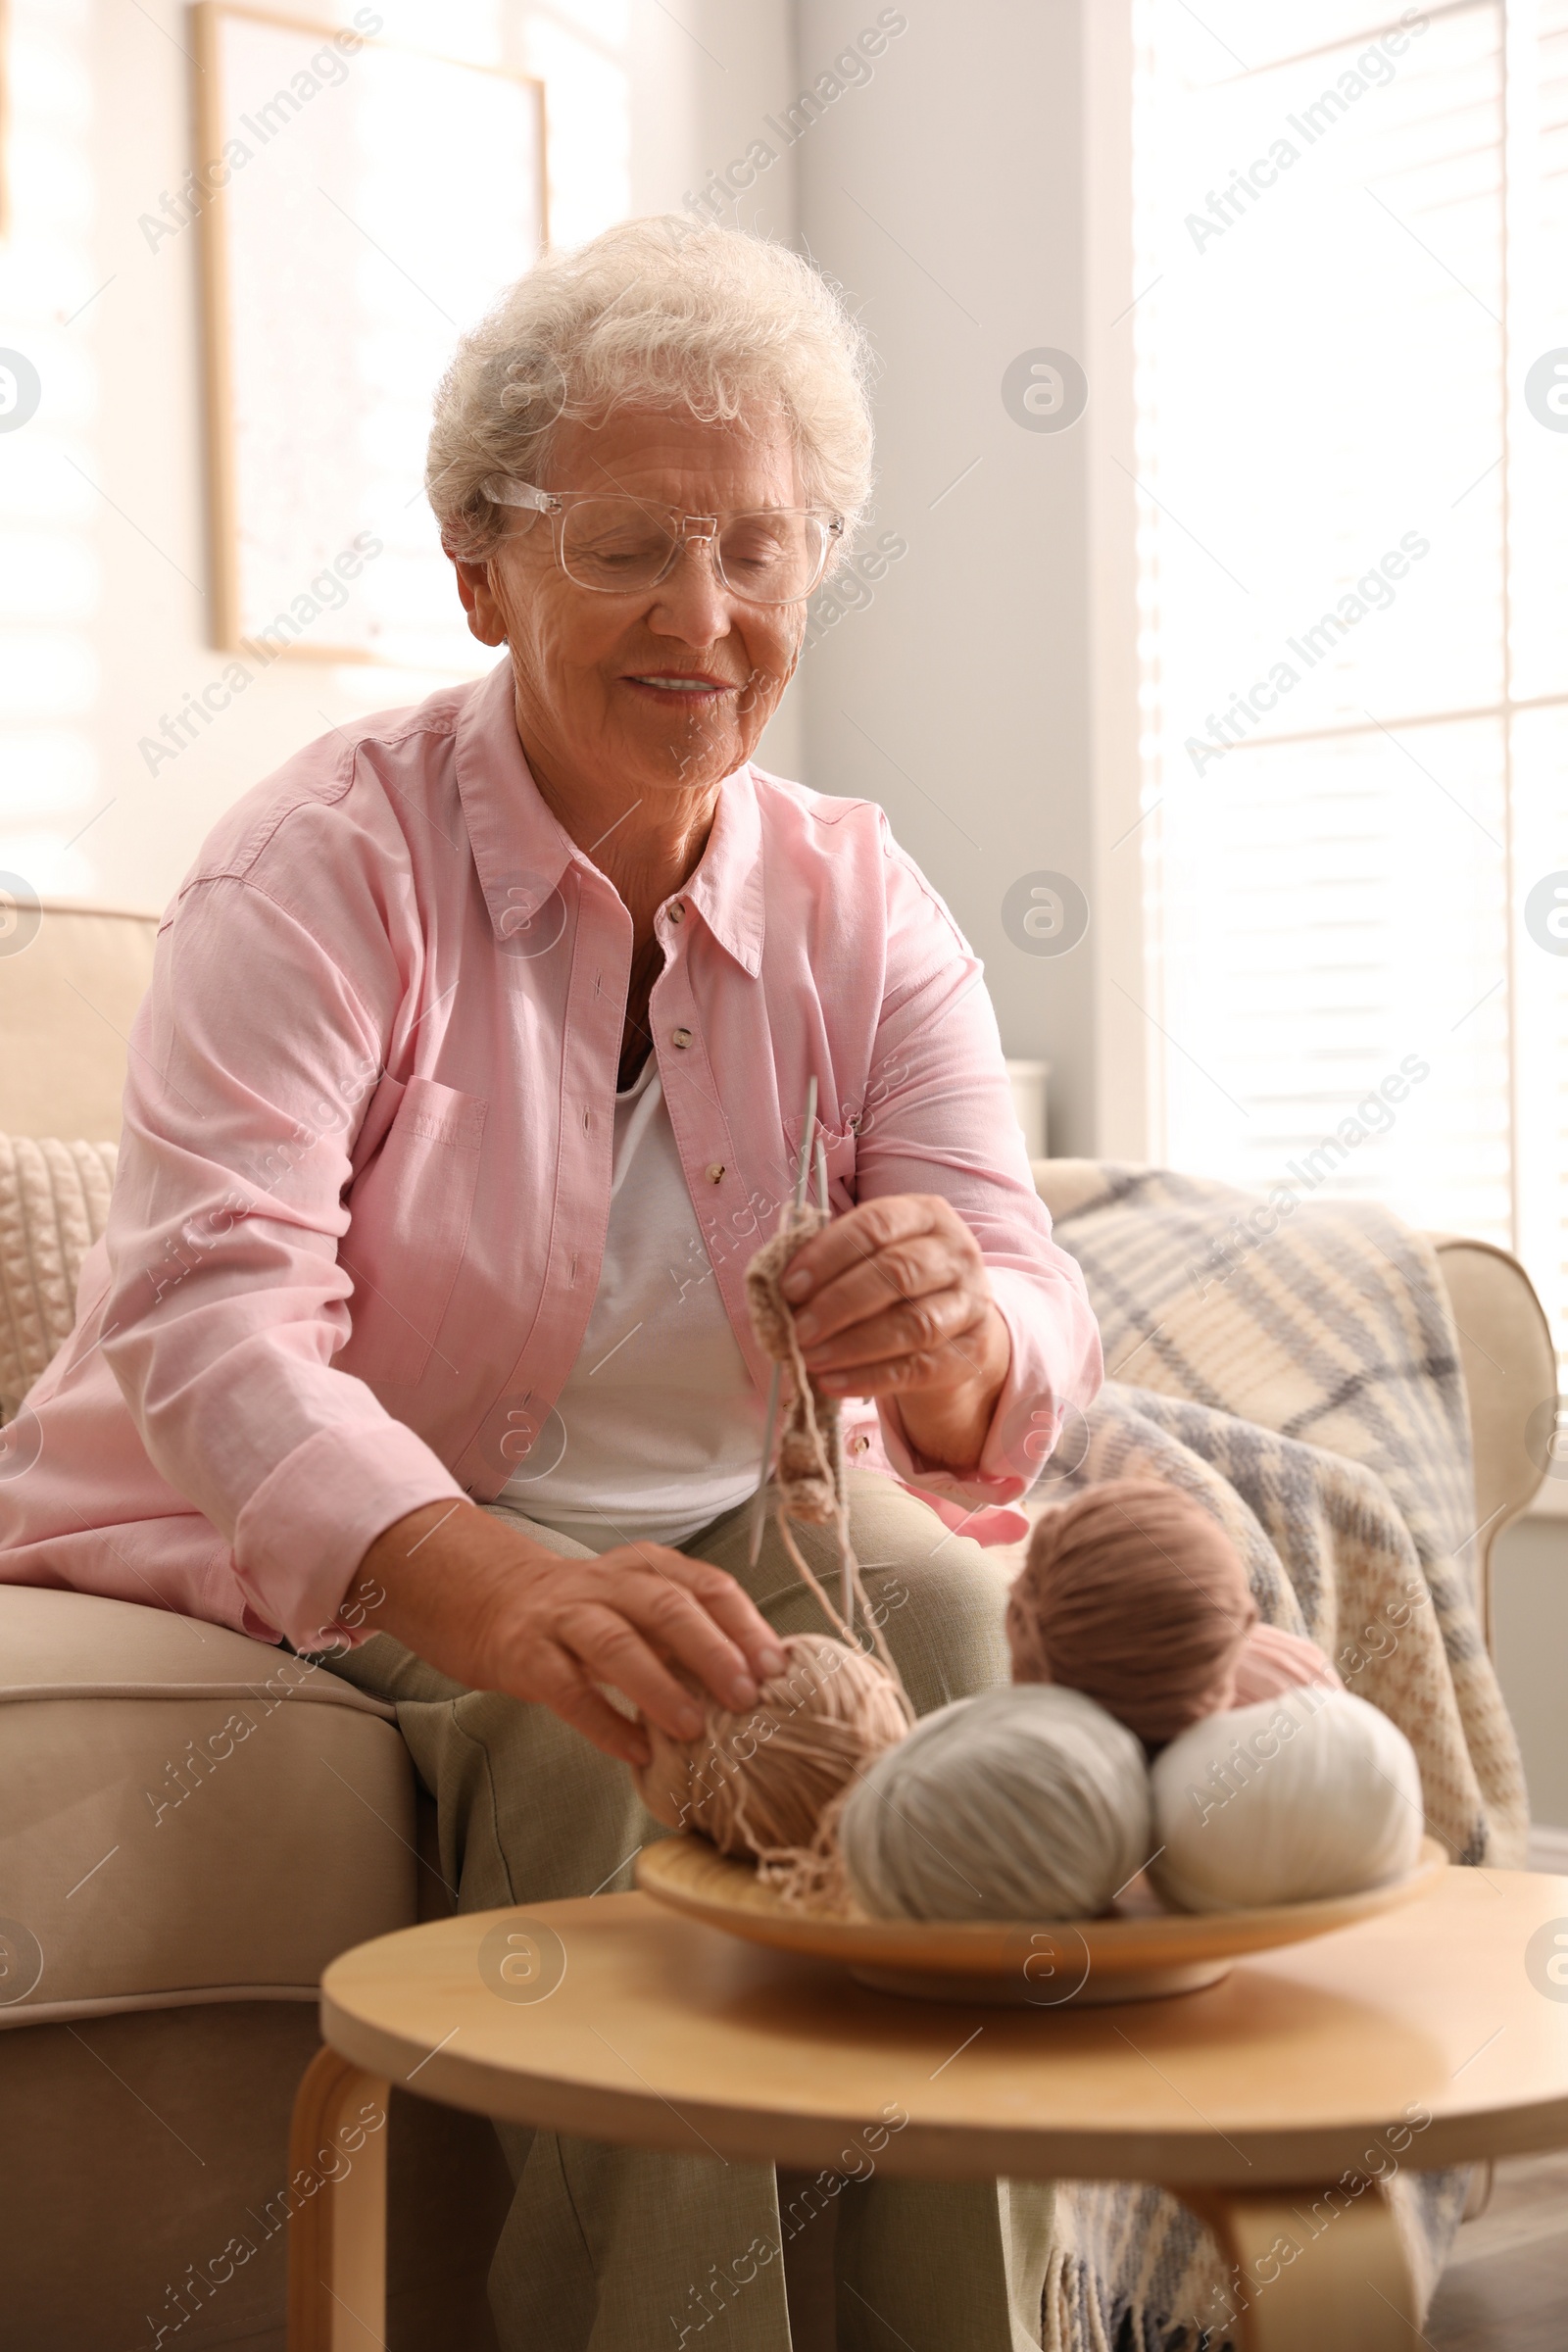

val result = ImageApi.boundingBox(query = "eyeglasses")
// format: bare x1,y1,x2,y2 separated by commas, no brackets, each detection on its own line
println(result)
478,475,844,606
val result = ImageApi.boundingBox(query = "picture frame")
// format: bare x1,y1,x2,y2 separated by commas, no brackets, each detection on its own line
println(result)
192,3,547,668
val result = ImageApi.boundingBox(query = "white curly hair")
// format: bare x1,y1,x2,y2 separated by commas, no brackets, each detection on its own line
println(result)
425,217,875,566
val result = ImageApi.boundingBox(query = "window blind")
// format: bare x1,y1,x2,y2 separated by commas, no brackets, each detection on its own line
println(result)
1130,0,1568,1387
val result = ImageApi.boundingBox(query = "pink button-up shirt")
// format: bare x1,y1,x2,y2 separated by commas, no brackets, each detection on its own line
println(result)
0,660,1102,1649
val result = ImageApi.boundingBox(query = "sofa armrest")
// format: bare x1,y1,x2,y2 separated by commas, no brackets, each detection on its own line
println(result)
1427,1234,1555,1645
0,1589,417,2027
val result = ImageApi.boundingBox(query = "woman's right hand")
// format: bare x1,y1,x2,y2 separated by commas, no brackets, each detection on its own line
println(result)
342,1499,787,1765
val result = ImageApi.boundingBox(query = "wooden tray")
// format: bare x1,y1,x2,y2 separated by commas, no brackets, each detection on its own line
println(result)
636,1835,1448,2005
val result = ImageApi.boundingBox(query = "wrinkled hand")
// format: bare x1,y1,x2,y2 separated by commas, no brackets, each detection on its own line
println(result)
779,1193,1010,1472
348,1503,786,1767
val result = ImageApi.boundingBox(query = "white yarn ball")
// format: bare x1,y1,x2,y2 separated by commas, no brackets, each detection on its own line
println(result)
839,1683,1152,1923
1151,1689,1423,1913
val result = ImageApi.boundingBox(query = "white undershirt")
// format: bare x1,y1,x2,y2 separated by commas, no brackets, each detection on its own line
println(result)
502,1056,765,1550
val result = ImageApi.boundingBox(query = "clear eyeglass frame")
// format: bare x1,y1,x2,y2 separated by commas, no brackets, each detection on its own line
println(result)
478,474,844,606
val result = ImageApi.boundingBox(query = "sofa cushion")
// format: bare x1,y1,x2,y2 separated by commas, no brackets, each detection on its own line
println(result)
0,1588,416,2026
0,1133,118,1419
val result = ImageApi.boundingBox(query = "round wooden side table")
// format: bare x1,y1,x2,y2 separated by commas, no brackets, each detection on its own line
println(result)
288,1865,1568,2351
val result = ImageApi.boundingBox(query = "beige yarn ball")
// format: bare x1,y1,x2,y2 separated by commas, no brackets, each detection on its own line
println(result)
1151,1689,1423,1912
634,1633,910,1861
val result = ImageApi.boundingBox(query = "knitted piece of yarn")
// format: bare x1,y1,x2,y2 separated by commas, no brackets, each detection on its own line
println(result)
745,1202,839,1523
743,1201,902,1691
1232,1622,1344,1708
635,1631,912,1862
1007,1478,1258,1744
839,1683,1152,1923
1150,1688,1423,1912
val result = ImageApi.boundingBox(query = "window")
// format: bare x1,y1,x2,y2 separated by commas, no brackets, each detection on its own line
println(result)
1130,0,1568,1363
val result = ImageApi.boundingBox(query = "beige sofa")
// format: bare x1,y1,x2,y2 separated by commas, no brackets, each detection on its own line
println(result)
0,907,511,2352
0,903,1553,2350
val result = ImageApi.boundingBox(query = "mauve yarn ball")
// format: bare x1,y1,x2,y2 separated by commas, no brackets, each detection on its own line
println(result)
1151,1689,1423,1912
838,1683,1152,1923
1007,1479,1258,1744
1231,1622,1344,1708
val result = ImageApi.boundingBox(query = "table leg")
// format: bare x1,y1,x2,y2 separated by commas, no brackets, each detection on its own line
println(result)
286,2045,391,2352
1173,2180,1417,2351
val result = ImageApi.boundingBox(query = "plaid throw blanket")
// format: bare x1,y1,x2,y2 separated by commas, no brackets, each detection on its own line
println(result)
1022,1162,1528,2350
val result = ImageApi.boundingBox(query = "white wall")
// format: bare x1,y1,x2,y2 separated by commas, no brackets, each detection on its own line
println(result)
789,0,1105,1152
1494,1507,1568,1835
0,0,799,916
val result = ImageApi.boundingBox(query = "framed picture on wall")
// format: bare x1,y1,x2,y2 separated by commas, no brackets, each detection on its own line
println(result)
192,4,546,670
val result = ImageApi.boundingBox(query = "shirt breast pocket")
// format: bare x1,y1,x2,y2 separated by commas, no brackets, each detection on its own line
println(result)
782,1112,858,1213
340,1076,487,1389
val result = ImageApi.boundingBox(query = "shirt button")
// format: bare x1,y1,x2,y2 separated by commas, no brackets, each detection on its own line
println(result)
667,901,685,923
706,1162,725,1183
671,1026,693,1049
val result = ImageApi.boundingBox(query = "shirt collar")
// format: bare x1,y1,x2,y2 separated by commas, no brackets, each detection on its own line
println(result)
454,654,765,976
454,659,574,942
684,761,764,977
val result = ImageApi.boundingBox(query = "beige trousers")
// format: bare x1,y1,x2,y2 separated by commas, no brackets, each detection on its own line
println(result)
326,1471,1054,2351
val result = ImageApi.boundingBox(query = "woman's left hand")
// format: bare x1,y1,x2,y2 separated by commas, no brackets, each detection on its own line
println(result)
780,1194,1010,1474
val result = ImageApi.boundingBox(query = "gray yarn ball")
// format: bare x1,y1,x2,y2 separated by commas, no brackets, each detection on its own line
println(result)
839,1683,1152,1923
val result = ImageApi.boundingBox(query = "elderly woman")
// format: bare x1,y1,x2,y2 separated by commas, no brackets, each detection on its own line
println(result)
1,220,1100,2347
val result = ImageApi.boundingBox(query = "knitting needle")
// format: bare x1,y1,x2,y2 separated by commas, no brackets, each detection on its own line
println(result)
814,1135,856,1635
794,1078,819,1214
748,1076,817,1567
